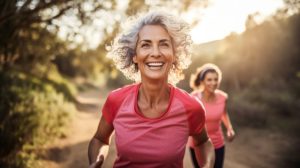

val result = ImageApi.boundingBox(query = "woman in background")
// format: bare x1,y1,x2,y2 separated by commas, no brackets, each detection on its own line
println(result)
189,63,235,168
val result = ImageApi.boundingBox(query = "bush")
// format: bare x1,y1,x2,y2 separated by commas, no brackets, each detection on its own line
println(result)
228,81,299,129
0,71,76,167
228,89,269,128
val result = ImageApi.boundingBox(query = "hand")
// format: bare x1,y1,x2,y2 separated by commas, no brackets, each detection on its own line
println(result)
89,155,104,168
226,129,235,142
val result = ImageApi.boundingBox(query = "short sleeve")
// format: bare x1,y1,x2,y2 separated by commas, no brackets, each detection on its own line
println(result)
101,84,137,125
187,99,206,135
101,94,117,124
223,92,228,100
216,90,228,102
174,88,206,135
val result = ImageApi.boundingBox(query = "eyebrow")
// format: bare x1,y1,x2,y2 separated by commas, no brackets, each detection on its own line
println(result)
138,39,171,43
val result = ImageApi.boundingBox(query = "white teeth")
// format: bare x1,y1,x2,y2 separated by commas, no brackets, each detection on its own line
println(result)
147,62,164,67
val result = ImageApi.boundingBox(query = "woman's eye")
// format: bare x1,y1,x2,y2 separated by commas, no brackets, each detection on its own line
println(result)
141,43,150,48
160,43,169,47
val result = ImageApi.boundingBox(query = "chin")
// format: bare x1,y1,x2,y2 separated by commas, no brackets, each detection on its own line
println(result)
148,75,167,80
207,88,215,93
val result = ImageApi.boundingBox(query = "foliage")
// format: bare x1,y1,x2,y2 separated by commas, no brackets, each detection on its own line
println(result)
220,12,299,89
220,13,300,129
0,70,76,168
227,81,300,128
0,0,116,66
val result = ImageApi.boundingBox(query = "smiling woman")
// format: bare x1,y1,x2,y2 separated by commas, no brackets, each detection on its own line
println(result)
107,11,193,85
88,11,215,168
189,63,235,168
133,25,174,82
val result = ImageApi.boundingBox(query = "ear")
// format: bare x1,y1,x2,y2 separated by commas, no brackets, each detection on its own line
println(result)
172,57,177,65
133,55,137,63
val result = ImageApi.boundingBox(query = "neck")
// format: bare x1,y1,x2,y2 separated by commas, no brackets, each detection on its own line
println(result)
202,89,216,102
139,80,170,107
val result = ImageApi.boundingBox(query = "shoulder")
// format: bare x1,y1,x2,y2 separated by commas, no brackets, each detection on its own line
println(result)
102,83,138,124
105,83,138,107
107,83,137,100
215,89,228,100
174,87,206,135
173,87,205,113
190,90,202,99
109,83,138,95
174,87,200,105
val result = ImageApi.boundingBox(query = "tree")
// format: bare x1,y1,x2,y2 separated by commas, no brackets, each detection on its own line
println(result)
0,0,117,70
0,0,209,80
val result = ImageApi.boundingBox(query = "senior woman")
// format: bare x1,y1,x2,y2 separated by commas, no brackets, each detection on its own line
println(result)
88,11,215,168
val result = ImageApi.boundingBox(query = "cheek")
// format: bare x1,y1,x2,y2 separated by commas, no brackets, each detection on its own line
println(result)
138,49,148,55
163,50,175,61
160,47,173,54
204,81,212,86
133,51,147,63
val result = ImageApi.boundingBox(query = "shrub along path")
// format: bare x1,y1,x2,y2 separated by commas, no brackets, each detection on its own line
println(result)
41,87,290,168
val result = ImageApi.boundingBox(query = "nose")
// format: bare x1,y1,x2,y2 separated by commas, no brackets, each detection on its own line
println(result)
151,45,161,57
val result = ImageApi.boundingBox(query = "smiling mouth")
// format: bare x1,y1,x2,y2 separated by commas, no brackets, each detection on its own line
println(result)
146,62,165,69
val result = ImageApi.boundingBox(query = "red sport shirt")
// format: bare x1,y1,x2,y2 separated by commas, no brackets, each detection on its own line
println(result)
102,83,206,168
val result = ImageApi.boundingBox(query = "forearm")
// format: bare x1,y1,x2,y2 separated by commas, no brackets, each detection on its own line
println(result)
194,138,215,168
88,137,109,164
222,112,233,130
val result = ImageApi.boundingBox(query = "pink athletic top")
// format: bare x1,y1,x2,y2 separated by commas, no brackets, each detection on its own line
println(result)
102,83,206,168
190,90,228,149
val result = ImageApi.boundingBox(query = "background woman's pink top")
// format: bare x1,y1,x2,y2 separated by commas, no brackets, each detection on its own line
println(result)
191,90,228,149
102,83,206,168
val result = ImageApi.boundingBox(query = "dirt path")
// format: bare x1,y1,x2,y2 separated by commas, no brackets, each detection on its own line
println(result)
41,88,289,168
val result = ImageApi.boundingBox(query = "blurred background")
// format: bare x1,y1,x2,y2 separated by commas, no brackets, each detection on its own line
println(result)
0,0,299,168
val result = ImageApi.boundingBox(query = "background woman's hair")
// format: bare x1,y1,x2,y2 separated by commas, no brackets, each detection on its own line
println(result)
107,10,192,85
189,63,222,90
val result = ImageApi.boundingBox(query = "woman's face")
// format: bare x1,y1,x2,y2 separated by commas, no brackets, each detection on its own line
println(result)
134,25,174,82
202,72,219,93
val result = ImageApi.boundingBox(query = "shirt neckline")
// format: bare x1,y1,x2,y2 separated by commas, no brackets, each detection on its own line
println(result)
198,91,219,104
134,83,174,121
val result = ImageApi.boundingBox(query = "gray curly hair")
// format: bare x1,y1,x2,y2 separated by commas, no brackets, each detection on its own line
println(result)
107,10,192,84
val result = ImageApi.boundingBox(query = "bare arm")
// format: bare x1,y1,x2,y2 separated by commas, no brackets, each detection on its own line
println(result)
192,127,215,168
88,116,114,168
221,102,235,142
